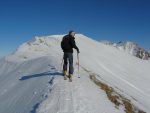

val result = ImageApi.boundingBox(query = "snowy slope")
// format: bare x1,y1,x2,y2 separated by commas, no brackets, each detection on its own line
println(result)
0,34,150,113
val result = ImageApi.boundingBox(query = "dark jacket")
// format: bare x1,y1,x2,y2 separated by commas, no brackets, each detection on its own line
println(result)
61,35,79,53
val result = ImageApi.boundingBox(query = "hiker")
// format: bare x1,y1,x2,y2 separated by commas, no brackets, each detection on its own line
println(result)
61,31,80,82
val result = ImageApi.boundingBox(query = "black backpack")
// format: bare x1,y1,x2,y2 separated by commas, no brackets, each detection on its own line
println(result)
61,36,71,50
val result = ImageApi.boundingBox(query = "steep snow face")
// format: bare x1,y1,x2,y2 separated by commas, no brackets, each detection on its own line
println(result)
100,41,150,60
1,34,150,113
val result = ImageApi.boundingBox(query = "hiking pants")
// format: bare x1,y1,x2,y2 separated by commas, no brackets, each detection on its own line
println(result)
63,52,74,74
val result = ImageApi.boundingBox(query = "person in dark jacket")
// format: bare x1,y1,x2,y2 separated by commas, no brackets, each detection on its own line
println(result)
61,31,80,82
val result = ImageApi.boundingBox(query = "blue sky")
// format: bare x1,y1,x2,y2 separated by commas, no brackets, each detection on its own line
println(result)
0,0,150,57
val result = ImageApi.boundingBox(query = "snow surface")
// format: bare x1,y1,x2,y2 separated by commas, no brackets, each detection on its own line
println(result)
0,34,150,113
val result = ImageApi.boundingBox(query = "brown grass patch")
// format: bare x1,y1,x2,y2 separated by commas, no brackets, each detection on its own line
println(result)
89,74,146,113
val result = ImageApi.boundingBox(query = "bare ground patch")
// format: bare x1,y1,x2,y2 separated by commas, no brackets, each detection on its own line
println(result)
89,74,146,113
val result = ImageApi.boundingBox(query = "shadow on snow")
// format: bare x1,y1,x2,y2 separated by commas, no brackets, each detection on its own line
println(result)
19,71,63,81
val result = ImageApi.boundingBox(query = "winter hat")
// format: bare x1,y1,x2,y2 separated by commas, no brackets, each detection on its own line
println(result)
69,30,75,35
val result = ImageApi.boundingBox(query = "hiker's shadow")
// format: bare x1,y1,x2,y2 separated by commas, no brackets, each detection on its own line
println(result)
19,71,62,81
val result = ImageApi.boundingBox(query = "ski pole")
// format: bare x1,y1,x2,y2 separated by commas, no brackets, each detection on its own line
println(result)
60,56,64,72
77,53,80,78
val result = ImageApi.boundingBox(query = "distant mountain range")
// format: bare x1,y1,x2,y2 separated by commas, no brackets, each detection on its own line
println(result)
99,40,150,60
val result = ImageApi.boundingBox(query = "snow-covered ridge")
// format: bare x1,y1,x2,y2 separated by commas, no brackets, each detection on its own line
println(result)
100,40,150,60
1,34,150,113
6,35,64,62
6,34,93,62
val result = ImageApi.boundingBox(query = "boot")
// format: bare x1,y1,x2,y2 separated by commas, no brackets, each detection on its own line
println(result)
68,74,73,82
63,70,68,80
